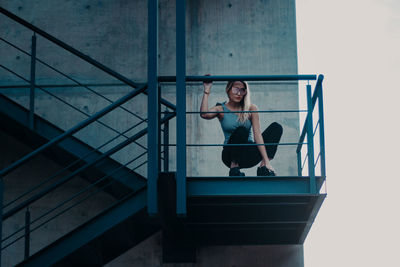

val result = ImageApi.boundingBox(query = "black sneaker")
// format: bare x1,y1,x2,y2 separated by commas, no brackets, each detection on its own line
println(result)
229,167,245,177
257,166,276,176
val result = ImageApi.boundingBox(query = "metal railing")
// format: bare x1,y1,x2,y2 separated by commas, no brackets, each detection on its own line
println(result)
156,74,326,214
0,7,177,265
296,74,326,193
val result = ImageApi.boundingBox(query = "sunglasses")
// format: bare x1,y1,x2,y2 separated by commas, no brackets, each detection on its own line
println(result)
231,86,247,95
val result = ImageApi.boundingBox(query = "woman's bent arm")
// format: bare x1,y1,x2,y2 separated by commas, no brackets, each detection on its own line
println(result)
200,93,220,119
200,79,221,120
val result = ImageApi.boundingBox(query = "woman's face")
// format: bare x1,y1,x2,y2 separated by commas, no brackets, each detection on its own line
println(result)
228,81,246,103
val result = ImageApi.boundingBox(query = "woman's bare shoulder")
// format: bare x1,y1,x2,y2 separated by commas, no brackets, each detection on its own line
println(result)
249,103,258,111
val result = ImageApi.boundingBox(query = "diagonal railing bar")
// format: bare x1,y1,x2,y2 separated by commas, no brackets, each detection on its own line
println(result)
315,153,321,167
2,178,143,251
3,119,147,210
0,7,141,88
1,128,147,220
0,81,148,179
1,150,147,245
2,157,149,251
2,111,175,220
0,64,147,151
313,120,320,137
28,178,147,240
0,36,147,123
0,7,176,111
301,153,309,171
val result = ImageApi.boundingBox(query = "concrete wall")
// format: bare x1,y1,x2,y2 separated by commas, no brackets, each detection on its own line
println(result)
106,232,304,267
0,0,299,176
0,131,116,267
1,0,303,266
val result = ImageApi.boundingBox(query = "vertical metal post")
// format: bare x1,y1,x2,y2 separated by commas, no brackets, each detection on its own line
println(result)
297,151,302,176
176,0,187,215
306,84,316,193
317,75,326,177
24,208,31,259
0,177,3,264
29,33,37,130
163,110,169,172
147,0,159,215
158,85,162,173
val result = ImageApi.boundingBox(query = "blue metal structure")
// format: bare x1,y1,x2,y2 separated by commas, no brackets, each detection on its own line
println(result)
176,0,187,216
0,3,326,266
147,0,159,215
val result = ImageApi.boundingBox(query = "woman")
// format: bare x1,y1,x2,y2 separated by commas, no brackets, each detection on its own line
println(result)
200,78,283,176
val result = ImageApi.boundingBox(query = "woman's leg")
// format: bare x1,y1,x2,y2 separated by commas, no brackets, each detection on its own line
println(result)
237,122,283,168
221,126,249,168
262,122,283,160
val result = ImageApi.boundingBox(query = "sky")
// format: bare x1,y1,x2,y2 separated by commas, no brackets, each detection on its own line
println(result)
296,0,400,266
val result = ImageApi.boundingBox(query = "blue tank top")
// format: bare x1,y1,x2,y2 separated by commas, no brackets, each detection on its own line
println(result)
218,102,254,144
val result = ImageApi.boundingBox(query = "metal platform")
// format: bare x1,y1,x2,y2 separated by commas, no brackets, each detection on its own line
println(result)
186,176,325,245
159,173,325,250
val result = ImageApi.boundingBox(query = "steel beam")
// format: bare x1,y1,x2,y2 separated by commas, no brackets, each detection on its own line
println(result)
29,34,36,130
176,0,187,216
306,84,316,193
187,176,325,196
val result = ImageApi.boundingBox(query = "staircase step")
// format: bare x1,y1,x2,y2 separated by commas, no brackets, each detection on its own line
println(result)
16,188,160,266
0,94,146,198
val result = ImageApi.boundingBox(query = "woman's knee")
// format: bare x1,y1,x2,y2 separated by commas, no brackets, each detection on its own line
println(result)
270,122,283,134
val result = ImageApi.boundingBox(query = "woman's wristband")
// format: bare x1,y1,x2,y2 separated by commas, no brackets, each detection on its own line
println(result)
204,91,210,94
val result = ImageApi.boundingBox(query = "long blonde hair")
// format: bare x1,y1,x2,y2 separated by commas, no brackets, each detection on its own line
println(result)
225,81,251,123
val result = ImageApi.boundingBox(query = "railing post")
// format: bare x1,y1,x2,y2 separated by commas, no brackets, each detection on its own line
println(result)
163,109,169,172
29,33,37,130
317,75,326,177
158,85,162,173
176,0,187,216
147,0,159,215
306,84,316,193
297,150,302,176
24,208,31,259
0,176,3,265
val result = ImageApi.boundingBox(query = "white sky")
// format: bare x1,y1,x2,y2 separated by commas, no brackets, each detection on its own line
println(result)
296,0,400,266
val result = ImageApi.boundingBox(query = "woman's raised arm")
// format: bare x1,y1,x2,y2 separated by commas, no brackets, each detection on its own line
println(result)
200,76,221,120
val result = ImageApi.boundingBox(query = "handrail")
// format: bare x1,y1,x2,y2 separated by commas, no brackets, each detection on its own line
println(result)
159,74,317,82
0,84,147,178
0,63,146,148
0,7,140,89
3,119,146,209
0,36,147,122
1,150,146,245
1,111,175,220
296,74,324,153
0,7,176,111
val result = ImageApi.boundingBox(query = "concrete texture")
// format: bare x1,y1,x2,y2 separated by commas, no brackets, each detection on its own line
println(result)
106,231,304,267
1,0,304,266
0,131,117,267
0,0,300,176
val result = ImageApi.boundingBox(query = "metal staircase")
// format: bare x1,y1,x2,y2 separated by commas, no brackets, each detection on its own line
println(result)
0,6,175,266
1,4,327,266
